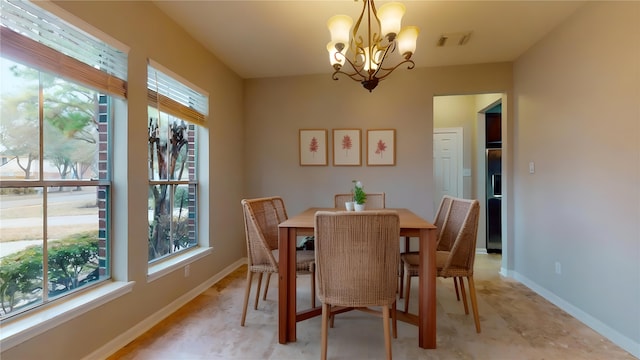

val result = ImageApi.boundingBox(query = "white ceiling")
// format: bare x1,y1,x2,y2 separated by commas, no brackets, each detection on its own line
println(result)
153,1,584,79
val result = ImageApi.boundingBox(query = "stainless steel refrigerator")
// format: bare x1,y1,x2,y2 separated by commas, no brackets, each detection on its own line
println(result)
486,149,502,253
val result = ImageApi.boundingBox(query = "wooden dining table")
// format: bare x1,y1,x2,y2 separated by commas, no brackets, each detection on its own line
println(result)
278,207,438,349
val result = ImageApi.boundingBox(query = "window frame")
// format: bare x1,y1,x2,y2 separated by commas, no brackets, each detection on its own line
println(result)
0,0,133,349
146,61,209,271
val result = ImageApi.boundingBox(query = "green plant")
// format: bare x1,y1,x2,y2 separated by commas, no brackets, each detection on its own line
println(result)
352,180,367,204
0,231,99,316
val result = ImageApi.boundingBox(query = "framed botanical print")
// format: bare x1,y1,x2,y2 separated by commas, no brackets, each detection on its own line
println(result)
299,129,328,166
367,129,395,166
332,129,361,166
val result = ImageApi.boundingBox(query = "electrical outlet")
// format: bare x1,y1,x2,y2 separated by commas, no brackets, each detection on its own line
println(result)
184,264,190,277
529,161,535,174
555,262,561,275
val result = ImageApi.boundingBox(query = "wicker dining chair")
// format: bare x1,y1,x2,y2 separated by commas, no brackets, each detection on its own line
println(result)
240,197,316,326
314,210,400,360
334,192,385,209
398,195,453,300
400,197,482,333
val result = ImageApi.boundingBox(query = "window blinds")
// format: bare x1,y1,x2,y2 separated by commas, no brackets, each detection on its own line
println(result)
147,63,208,124
0,0,128,98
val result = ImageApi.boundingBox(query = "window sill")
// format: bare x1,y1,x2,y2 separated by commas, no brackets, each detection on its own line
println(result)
0,280,135,351
147,247,212,283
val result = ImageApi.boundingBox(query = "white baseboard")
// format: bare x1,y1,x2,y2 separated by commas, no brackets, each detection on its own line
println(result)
511,271,640,359
84,258,247,360
499,267,510,278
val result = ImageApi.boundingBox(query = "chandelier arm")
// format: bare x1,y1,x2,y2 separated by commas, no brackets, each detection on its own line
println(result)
371,59,416,81
332,69,370,82
351,0,367,51
354,0,367,35
370,40,394,79
336,53,369,80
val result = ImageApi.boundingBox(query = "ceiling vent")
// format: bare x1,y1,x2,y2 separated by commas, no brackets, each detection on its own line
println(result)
437,32,472,47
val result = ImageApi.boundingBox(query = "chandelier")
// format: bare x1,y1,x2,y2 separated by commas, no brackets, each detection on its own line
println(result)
327,0,419,92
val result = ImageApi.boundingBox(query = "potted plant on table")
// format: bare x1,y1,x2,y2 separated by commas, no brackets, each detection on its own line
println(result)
352,180,367,211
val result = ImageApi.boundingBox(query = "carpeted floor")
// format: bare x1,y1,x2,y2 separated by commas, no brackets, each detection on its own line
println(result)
108,254,635,359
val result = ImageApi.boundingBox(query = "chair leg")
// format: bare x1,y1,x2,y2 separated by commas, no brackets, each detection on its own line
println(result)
403,265,411,313
254,273,263,310
459,277,469,315
382,305,393,360
241,271,254,326
467,276,481,333
453,277,461,301
458,277,469,315
391,302,397,339
398,262,404,299
311,271,316,308
262,273,271,301
321,303,330,360
399,237,410,298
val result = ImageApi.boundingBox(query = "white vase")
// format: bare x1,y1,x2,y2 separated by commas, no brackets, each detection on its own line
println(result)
345,201,355,211
354,203,365,212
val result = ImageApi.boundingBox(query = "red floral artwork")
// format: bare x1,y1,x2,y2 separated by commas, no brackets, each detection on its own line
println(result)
341,135,352,154
309,136,319,157
375,139,387,157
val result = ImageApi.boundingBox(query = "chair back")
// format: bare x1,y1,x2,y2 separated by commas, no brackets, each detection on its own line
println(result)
434,195,453,250
333,194,353,209
334,192,385,209
241,197,287,271
439,198,480,274
314,210,400,307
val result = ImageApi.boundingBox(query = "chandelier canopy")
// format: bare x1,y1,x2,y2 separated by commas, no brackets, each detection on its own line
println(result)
327,0,419,92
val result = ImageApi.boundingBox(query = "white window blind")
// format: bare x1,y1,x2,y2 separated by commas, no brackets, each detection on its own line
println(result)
147,62,208,124
0,0,127,97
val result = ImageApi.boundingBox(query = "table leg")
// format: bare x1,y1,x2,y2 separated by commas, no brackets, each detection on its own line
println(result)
418,227,437,349
278,227,298,344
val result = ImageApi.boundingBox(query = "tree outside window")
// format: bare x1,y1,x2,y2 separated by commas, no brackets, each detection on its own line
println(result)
147,109,197,262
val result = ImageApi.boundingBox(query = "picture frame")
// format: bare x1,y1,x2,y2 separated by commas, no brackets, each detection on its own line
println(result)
299,129,328,166
332,129,361,166
367,129,396,166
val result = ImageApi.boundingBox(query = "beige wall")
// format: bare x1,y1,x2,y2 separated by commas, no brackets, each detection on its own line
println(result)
244,64,512,222
513,1,639,352
1,1,245,359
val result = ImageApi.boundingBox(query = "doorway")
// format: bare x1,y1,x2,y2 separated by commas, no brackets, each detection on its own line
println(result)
433,94,505,253
484,104,502,253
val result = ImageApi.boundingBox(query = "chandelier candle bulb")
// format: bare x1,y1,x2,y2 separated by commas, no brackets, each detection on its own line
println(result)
363,46,379,72
377,2,406,40
327,42,346,69
327,15,353,48
398,26,420,58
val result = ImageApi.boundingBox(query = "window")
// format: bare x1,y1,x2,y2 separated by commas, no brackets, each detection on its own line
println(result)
0,0,127,319
147,62,207,263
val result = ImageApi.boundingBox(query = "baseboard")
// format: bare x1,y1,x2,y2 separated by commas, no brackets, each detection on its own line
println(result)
83,257,247,360
511,271,640,359
499,267,510,278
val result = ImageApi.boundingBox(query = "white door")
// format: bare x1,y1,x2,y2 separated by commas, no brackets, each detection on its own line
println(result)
433,128,463,204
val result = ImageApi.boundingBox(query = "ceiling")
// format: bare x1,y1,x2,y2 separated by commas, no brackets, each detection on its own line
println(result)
153,1,584,80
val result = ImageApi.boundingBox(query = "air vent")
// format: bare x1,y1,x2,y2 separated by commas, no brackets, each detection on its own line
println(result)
437,32,472,47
